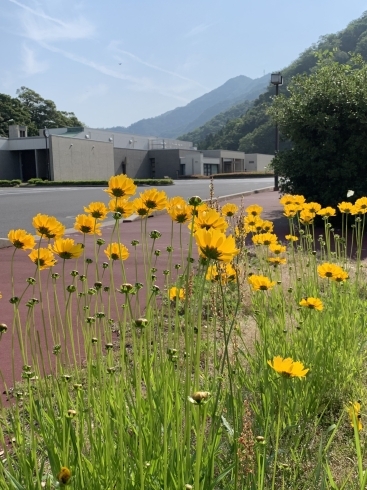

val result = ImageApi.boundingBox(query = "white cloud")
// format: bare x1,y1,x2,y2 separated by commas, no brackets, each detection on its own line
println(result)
39,42,190,103
78,84,108,102
22,45,48,76
8,0,95,42
184,23,213,38
109,42,208,90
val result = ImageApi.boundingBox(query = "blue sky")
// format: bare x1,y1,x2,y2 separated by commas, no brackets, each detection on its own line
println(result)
1,0,366,128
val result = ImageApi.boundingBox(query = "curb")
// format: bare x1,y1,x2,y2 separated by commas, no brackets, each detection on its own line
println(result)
0,238,11,249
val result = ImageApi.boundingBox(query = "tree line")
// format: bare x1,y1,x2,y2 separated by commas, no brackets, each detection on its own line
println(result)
0,87,83,138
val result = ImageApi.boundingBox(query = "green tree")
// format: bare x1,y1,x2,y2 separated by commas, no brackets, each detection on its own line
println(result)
16,87,83,136
269,56,367,206
0,93,31,137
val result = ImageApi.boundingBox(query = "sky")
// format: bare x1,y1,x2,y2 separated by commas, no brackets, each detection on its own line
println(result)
1,0,366,128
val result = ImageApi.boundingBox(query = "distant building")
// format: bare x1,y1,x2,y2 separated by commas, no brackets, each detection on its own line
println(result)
0,125,270,180
245,153,274,172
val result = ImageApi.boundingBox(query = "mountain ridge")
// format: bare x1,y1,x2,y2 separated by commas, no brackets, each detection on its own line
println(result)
103,74,270,139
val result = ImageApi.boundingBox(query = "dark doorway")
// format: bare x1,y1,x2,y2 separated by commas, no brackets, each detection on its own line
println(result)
21,150,37,181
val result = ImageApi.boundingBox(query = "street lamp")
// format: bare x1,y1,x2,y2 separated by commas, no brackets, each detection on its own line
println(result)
271,72,283,191
43,128,50,180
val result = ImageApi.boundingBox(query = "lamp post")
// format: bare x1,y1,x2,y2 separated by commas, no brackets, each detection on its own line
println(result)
270,72,283,191
43,128,50,180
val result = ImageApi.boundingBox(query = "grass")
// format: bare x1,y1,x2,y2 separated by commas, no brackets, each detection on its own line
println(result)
1,184,367,489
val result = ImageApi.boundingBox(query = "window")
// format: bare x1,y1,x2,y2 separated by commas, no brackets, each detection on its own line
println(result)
20,130,26,138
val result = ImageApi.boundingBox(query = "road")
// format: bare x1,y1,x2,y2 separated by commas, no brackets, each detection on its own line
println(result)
0,178,274,239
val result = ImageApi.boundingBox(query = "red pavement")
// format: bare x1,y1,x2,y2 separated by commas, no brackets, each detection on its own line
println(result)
1,189,361,403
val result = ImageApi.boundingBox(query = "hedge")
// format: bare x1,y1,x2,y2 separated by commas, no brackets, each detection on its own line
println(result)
0,179,21,187
28,178,173,186
212,172,274,179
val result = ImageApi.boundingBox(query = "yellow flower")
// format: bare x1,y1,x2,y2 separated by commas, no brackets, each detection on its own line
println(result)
279,194,295,206
299,209,315,225
303,202,321,214
283,205,298,218
74,215,102,235
353,197,367,214
8,229,35,250
292,195,306,207
84,201,108,220
348,401,362,431
337,202,354,214
167,203,192,223
269,243,286,254
221,203,238,217
318,263,348,281
29,248,56,270
169,286,185,300
195,229,239,263
252,233,278,246
104,174,137,198
317,207,336,218
139,188,167,210
32,214,65,239
248,274,276,291
132,197,151,217
206,263,237,283
57,466,72,485
49,238,84,259
245,204,263,217
268,257,286,266
193,208,228,233
261,220,274,233
108,198,134,218
285,234,298,241
244,215,262,233
268,356,309,378
299,297,323,311
104,243,129,261
168,196,186,208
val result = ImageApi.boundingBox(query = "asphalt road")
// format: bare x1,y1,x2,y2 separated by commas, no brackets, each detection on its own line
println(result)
0,178,274,239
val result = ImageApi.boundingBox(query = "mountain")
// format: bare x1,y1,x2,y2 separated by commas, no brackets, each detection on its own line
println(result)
177,99,253,148
194,11,367,153
104,74,270,139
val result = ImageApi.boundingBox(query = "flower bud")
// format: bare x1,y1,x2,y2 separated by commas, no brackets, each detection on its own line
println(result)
188,196,202,207
150,230,162,239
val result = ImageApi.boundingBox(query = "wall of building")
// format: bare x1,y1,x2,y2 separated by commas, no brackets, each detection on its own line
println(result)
50,136,114,181
148,149,201,178
114,148,149,178
245,154,274,171
46,127,194,152
0,139,20,179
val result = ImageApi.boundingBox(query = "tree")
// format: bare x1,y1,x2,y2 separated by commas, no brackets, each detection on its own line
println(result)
16,87,83,136
268,56,367,206
0,93,32,137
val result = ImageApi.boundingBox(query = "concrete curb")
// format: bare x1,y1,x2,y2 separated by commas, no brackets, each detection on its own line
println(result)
150,186,275,217
0,238,11,249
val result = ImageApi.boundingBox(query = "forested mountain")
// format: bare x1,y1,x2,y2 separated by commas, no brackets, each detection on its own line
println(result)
104,74,270,139
192,11,367,153
0,87,83,138
178,99,253,148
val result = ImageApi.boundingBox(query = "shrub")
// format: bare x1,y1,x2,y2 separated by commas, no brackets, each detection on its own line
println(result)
0,179,19,187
